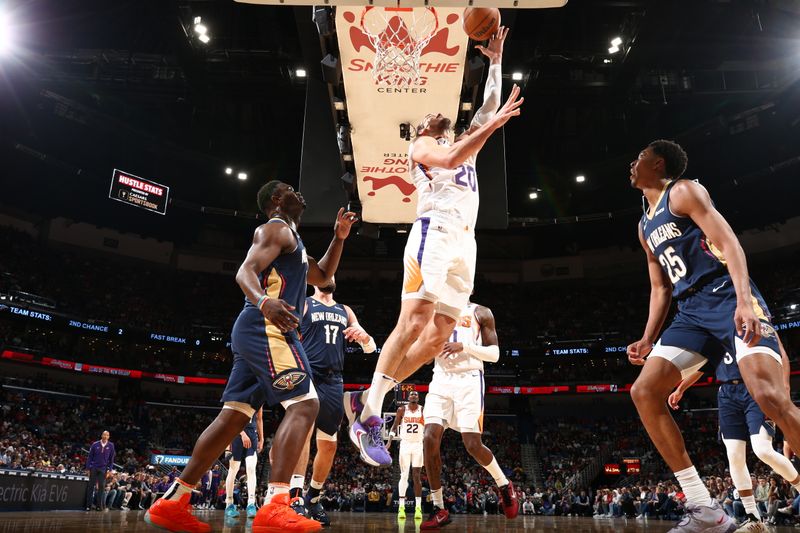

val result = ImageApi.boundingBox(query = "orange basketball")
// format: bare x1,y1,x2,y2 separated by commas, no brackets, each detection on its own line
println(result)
462,8,500,41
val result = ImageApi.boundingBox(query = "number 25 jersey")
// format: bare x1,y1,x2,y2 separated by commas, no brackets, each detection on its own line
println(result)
640,179,727,299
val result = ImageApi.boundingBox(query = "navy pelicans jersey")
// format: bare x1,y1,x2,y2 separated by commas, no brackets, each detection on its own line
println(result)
640,180,727,298
399,404,424,445
300,297,349,372
242,218,309,336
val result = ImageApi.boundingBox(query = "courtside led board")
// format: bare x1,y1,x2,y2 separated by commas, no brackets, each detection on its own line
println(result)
108,169,170,215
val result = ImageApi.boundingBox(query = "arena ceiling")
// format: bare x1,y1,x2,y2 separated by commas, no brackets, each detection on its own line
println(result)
0,0,798,254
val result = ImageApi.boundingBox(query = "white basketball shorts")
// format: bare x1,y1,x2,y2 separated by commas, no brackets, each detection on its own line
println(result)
423,370,484,434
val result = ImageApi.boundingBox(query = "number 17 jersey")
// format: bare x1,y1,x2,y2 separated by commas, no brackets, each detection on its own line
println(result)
640,179,727,298
300,297,349,373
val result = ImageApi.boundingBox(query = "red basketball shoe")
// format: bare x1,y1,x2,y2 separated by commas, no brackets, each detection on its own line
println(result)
420,506,451,530
144,493,210,533
500,481,520,519
253,493,322,533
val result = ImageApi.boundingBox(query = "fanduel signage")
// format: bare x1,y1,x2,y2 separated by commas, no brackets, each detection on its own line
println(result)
151,454,190,467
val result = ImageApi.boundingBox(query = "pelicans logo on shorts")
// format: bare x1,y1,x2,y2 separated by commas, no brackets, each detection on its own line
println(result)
760,322,777,340
273,370,308,391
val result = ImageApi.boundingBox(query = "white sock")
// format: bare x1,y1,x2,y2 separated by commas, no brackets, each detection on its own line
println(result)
399,497,406,507
482,457,509,487
163,479,194,502
675,466,711,506
310,480,324,490
415,496,422,508
432,488,444,508
265,483,289,505
225,459,240,505
246,455,258,506
290,474,305,491
741,495,760,518
360,373,397,421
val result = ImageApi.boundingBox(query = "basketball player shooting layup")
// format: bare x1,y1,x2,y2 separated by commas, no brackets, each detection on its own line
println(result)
145,180,357,533
627,140,800,532
421,301,518,530
345,27,523,467
386,390,425,521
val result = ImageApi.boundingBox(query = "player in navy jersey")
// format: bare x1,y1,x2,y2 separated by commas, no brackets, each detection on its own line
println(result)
286,279,375,526
669,337,797,532
146,180,357,533
626,140,800,532
225,408,263,519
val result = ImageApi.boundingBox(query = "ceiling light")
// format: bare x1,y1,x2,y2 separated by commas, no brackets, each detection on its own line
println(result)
225,167,233,175
511,72,523,81
576,175,586,183
0,12,12,56
194,23,208,35
295,68,307,78
792,304,798,310
608,45,619,54
237,172,247,181
611,37,622,47
603,59,612,64
198,34,210,44
194,16,202,25
529,192,538,200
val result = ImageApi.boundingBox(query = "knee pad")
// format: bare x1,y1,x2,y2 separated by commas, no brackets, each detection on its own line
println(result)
723,439,751,490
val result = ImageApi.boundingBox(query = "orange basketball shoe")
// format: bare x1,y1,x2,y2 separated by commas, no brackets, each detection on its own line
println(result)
253,493,322,533
144,493,211,533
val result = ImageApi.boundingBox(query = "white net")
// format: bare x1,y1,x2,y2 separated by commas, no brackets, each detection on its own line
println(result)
360,7,439,87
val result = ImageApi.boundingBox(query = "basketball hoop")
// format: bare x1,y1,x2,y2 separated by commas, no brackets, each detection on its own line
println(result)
360,7,438,87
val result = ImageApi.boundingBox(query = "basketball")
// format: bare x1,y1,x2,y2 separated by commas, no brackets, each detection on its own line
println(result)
463,8,501,41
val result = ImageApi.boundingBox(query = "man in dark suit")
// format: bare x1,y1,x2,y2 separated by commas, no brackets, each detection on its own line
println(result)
85,430,115,511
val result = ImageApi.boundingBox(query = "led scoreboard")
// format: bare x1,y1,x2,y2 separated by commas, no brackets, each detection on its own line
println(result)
109,169,169,215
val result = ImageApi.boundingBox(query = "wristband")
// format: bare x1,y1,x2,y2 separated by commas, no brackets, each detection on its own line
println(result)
257,294,269,310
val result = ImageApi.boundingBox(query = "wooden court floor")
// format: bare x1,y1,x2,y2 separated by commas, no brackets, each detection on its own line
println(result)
0,511,797,532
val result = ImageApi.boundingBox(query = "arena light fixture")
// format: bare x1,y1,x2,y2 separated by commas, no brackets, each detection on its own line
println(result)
608,45,619,54
611,37,622,47
0,12,12,56
529,192,539,200
576,175,586,183
237,172,248,181
295,68,307,78
194,16,202,25
511,71,523,81
194,23,208,35
224,167,233,175
603,59,612,64
792,303,798,310
198,33,210,44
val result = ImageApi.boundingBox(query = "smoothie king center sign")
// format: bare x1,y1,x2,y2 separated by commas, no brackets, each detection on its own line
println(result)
336,8,469,223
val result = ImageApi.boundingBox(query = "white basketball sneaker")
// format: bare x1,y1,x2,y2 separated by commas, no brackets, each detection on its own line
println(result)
667,500,737,533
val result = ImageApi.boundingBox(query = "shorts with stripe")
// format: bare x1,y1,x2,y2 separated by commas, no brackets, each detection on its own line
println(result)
423,370,484,433
222,307,313,409
401,213,476,318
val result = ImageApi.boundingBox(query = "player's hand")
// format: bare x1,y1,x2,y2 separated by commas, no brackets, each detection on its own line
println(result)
262,299,299,332
475,26,509,63
667,390,683,410
257,438,264,453
241,432,252,449
735,303,762,347
627,338,653,366
344,325,370,344
334,208,359,240
491,84,523,129
442,342,464,358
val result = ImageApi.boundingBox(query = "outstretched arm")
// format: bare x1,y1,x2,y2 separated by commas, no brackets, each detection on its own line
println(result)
412,85,523,170
470,26,508,128
307,208,358,286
